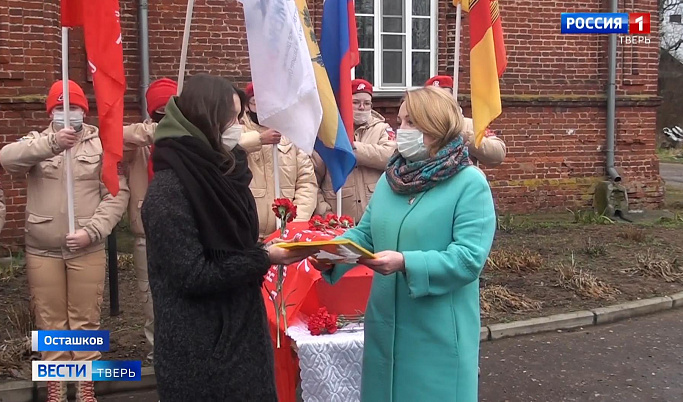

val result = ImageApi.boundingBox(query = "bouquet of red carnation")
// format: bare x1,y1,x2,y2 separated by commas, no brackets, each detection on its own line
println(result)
307,307,365,336
307,307,338,336
309,214,355,232
269,198,298,348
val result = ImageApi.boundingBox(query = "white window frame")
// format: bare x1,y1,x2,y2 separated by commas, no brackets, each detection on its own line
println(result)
354,0,439,95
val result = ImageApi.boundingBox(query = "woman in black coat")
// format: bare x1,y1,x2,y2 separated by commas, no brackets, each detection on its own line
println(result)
142,74,313,401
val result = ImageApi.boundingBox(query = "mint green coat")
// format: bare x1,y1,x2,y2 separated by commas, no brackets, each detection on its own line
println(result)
323,167,496,402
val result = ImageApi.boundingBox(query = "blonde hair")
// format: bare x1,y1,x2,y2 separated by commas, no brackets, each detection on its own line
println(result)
403,86,464,153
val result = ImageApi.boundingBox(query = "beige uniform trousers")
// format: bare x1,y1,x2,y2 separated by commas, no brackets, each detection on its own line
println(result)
133,236,154,360
26,250,106,361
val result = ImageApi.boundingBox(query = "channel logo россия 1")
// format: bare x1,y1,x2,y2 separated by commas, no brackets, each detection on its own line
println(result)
561,13,651,34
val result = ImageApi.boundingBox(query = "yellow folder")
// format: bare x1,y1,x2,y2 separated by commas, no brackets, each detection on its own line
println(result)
277,239,375,265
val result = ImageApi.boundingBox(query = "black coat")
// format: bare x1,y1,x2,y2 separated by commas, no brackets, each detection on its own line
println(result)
142,170,277,402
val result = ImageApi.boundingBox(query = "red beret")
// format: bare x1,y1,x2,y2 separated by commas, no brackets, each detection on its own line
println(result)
245,82,254,99
46,80,89,114
146,78,177,116
424,76,454,89
351,79,373,96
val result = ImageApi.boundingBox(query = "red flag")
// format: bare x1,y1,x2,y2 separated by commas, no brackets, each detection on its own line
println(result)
61,0,83,26
61,0,126,196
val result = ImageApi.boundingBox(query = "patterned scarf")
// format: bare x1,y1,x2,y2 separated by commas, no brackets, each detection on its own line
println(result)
385,136,472,195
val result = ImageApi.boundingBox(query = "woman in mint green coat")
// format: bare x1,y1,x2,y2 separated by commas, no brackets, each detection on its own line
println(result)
311,86,496,401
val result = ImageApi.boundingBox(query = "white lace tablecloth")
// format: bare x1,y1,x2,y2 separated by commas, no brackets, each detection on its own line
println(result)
287,321,365,402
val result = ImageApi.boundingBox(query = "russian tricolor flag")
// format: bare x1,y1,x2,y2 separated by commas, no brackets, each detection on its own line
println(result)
316,0,359,192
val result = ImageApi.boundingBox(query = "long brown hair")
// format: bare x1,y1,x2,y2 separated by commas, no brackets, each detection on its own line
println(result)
176,74,238,169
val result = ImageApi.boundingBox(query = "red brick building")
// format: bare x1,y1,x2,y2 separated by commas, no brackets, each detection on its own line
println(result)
0,0,662,246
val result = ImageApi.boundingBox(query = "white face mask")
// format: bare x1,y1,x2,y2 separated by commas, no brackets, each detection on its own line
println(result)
221,124,243,150
353,110,371,125
52,108,84,132
396,128,429,161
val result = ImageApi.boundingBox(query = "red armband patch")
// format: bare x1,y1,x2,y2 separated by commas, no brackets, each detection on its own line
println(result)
386,127,396,141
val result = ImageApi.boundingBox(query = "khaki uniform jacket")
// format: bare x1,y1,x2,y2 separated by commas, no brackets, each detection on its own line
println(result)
239,120,318,238
121,121,156,237
0,124,129,259
462,117,506,167
0,186,5,232
313,110,396,223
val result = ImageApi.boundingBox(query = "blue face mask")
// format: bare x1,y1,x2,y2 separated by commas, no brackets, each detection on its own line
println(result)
396,128,429,161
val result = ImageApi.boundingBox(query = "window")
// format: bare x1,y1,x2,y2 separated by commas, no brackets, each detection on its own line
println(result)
354,0,438,92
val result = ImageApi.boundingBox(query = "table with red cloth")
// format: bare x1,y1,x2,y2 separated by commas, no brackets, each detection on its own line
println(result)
261,222,373,402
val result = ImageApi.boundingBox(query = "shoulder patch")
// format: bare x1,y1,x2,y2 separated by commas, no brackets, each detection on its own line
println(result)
117,161,127,176
484,128,497,138
386,126,396,141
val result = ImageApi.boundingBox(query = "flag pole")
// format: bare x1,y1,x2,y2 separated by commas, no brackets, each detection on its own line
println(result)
62,27,76,235
453,2,462,100
336,191,342,216
273,145,282,229
177,0,195,94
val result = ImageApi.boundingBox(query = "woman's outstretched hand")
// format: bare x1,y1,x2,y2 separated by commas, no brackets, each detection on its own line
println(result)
307,256,333,272
360,250,405,275
267,237,316,266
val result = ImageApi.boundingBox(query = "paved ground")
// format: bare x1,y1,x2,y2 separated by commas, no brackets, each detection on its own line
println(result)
99,389,158,401
99,309,683,402
479,309,683,401
661,162,683,189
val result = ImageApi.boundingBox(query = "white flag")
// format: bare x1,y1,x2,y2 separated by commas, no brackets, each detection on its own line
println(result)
239,0,322,154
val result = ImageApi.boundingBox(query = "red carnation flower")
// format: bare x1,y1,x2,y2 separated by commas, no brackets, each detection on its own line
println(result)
339,215,355,228
325,214,340,229
308,215,327,231
308,307,340,336
272,198,297,223
326,313,339,334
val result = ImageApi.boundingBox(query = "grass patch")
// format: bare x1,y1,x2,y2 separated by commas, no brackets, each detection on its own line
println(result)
496,214,516,232
567,209,615,225
658,148,683,164
0,303,34,377
556,254,620,300
480,285,541,317
665,187,683,210
0,337,31,376
582,237,607,257
655,212,683,227
495,212,575,232
617,226,648,243
487,248,544,273
631,251,683,282
5,302,34,337
0,248,25,282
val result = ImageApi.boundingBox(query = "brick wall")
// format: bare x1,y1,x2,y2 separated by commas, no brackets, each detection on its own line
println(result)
0,0,662,246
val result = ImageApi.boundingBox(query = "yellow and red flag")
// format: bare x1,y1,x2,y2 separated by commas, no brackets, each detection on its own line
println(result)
457,0,507,147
